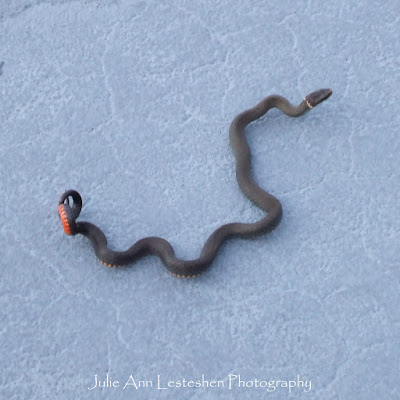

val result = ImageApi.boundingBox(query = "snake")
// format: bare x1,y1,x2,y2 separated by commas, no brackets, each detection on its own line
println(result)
58,88,332,277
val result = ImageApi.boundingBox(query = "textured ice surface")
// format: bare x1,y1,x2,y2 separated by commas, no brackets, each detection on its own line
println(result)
1,1,399,399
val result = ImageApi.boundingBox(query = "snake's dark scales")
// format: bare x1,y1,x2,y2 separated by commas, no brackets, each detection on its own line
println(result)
58,89,332,277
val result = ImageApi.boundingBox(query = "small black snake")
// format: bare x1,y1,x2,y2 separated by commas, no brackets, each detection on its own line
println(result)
58,89,332,277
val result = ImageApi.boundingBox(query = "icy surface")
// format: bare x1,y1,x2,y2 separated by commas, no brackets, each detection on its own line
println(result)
1,1,399,399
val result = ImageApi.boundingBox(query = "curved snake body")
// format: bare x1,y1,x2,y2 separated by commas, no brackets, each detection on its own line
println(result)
58,89,332,277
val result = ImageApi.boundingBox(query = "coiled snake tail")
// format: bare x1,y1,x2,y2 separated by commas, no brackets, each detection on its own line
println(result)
58,89,332,277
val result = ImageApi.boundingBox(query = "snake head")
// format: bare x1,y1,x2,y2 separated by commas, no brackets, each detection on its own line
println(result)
58,190,82,235
305,88,332,109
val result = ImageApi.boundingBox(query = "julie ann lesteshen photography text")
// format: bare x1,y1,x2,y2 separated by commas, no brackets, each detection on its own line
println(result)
88,374,312,393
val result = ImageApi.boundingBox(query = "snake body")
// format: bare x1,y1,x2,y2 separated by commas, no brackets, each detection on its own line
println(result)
58,89,332,277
